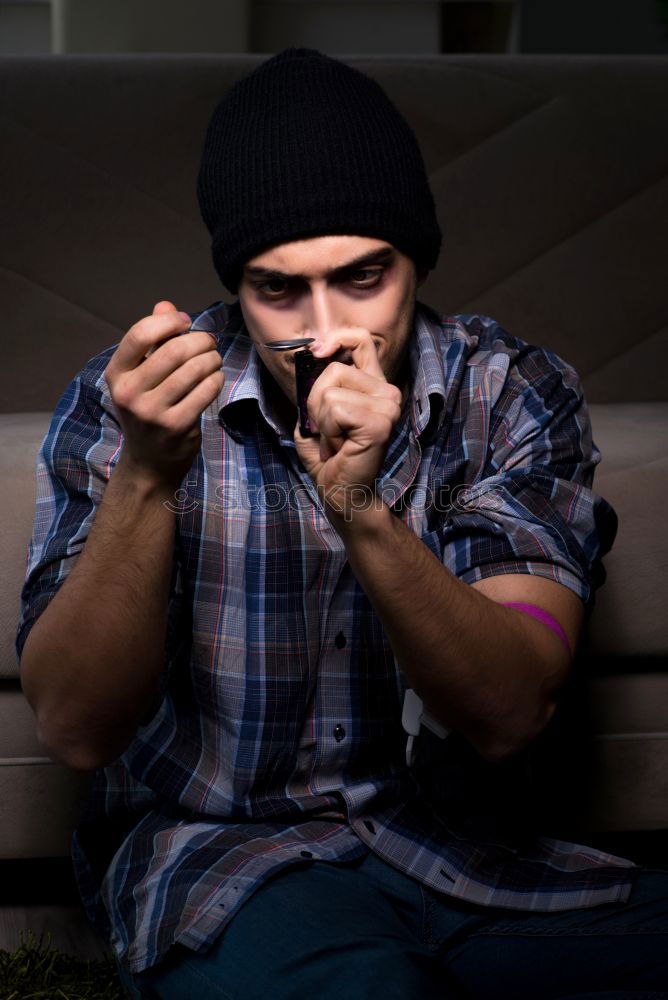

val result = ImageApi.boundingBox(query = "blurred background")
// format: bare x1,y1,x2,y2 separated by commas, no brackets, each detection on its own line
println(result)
1,0,668,57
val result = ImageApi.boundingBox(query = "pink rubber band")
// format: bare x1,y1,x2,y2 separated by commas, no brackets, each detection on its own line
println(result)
499,602,571,656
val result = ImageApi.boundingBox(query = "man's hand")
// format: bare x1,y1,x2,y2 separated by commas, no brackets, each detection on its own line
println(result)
105,300,225,490
294,328,403,518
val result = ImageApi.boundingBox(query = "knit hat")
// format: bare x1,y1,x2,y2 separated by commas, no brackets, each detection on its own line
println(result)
196,47,442,296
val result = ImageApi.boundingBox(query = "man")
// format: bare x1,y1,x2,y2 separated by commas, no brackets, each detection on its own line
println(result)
16,48,667,999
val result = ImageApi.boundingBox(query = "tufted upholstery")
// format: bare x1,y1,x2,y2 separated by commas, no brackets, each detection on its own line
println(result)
1,55,666,856
2,55,667,411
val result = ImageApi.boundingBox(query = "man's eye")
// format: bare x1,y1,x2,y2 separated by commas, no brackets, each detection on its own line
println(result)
256,269,383,298
259,279,291,296
348,268,383,287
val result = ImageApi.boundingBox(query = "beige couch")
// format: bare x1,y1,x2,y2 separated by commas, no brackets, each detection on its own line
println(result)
2,53,667,859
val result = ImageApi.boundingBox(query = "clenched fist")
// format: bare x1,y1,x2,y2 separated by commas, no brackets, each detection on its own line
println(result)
105,300,224,490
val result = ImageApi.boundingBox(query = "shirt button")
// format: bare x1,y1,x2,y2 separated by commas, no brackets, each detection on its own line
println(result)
333,724,345,742
334,631,347,649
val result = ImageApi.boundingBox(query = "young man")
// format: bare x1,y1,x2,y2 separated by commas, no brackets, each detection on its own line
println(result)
17,48,667,999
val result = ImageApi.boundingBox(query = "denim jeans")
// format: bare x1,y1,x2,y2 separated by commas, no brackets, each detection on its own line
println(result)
115,850,668,999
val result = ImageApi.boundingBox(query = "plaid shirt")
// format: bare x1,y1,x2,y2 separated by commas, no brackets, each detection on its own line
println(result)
16,299,638,975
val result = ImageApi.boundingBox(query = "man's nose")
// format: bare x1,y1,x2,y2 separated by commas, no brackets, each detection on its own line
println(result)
302,286,351,361
303,284,340,340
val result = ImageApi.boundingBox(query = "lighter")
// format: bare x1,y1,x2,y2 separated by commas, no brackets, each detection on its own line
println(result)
401,686,450,767
294,347,330,437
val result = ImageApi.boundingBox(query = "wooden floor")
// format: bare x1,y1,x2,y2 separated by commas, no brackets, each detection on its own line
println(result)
1,832,666,961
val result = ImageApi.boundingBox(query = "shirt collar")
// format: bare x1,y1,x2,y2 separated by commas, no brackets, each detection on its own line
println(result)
193,298,467,445
190,300,289,441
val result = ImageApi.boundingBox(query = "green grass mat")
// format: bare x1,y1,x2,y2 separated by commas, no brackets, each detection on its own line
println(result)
0,930,125,1000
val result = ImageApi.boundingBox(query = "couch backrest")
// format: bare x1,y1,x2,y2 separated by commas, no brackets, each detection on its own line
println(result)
2,54,667,413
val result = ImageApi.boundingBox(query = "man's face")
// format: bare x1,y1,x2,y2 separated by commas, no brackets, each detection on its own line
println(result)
237,235,424,426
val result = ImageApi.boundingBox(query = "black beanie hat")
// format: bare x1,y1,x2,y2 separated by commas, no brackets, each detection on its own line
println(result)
196,47,442,296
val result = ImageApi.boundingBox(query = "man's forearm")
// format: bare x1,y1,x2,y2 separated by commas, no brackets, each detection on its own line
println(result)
19,456,178,771
328,500,565,762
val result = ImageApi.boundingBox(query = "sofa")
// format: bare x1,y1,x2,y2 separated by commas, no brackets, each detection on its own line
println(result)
1,53,666,860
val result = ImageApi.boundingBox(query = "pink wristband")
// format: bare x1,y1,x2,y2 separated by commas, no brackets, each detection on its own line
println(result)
499,602,571,656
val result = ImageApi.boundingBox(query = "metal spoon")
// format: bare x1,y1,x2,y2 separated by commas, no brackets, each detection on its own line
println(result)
261,337,316,352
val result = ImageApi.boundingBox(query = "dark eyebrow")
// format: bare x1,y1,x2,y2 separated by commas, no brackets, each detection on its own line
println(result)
244,246,395,281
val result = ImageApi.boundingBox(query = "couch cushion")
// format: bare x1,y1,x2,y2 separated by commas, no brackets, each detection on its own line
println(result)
567,674,668,832
1,412,52,679
0,758,93,858
0,683,44,756
587,673,668,734
586,402,668,658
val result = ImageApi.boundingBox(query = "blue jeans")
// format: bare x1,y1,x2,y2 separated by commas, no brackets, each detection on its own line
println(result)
115,850,668,999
